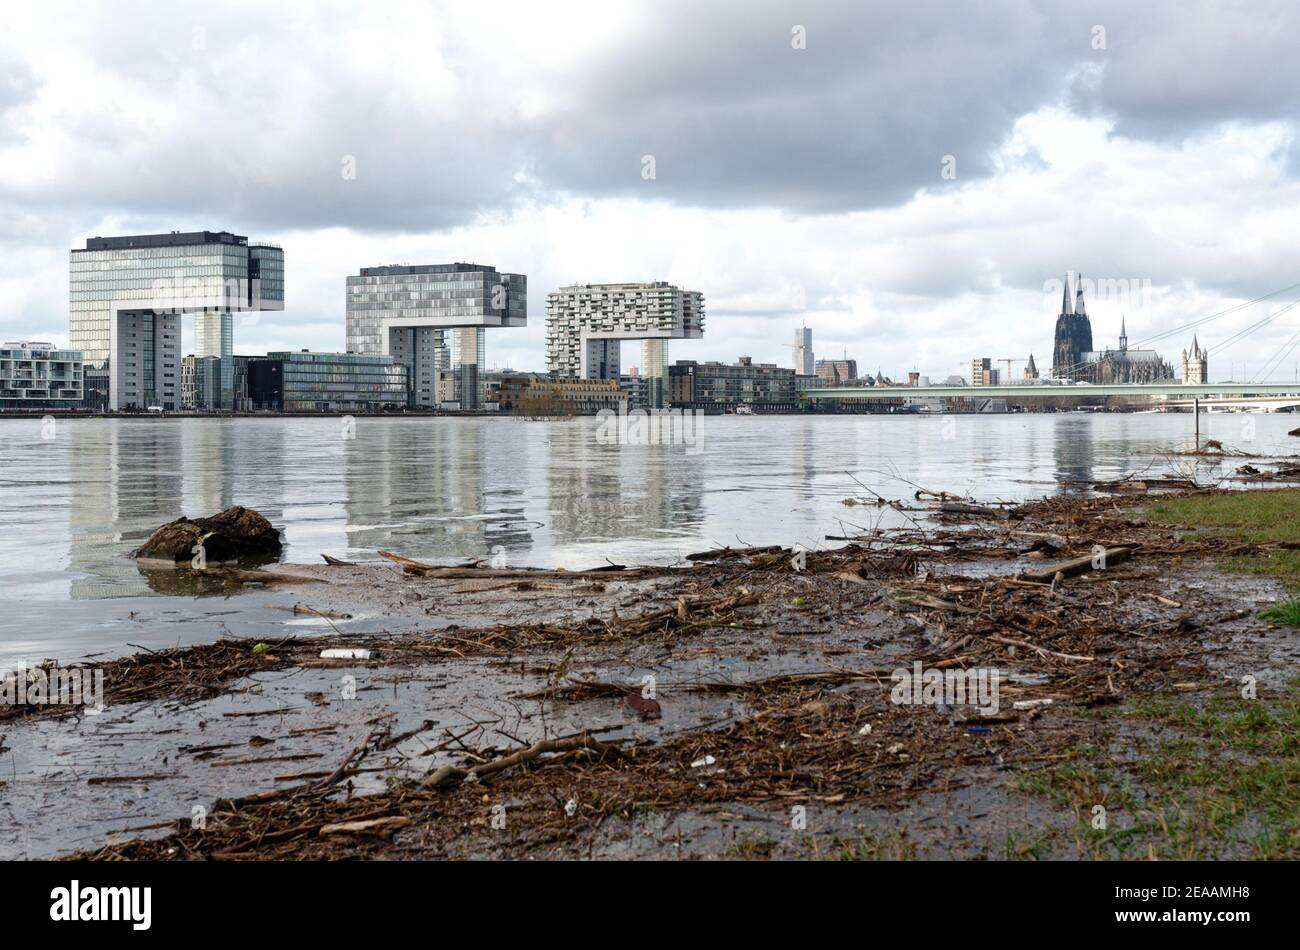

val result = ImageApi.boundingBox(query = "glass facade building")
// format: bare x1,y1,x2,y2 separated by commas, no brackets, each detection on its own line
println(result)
345,263,525,410
69,231,283,410
247,351,407,412
668,356,796,409
0,342,84,410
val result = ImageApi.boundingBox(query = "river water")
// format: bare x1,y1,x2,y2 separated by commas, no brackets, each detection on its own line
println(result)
0,412,1293,664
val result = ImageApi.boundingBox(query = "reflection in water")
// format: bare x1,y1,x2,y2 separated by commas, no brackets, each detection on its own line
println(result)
1,412,1294,661
546,421,702,549
1052,415,1097,485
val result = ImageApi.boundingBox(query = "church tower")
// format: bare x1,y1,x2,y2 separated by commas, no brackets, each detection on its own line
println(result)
1051,271,1094,379
1182,335,1208,384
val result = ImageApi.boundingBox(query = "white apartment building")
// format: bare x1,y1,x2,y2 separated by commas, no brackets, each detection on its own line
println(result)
0,341,84,409
545,282,704,406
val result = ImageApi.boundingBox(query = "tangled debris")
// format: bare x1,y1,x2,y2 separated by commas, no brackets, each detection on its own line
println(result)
38,478,1300,860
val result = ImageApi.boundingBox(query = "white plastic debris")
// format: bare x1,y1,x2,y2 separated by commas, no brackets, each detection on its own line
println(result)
319,648,373,660
858,723,873,736
886,743,906,755
1012,698,1055,710
690,755,717,769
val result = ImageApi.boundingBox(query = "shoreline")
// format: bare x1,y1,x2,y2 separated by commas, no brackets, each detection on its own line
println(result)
3,479,1298,859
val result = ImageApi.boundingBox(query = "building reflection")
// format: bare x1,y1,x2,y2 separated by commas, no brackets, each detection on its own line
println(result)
545,417,703,547
1051,415,1098,485
341,418,537,563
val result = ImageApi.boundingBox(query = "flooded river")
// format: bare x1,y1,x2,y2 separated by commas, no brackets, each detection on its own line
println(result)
0,412,1293,664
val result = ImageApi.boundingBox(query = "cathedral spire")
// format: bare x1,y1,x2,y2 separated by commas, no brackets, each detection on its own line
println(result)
1119,314,1128,351
1061,272,1073,316
1075,273,1087,317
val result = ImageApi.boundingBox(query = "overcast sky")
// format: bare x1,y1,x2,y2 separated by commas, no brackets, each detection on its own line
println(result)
3,0,1300,380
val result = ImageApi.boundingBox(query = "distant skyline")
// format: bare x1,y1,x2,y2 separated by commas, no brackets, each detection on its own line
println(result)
4,1,1300,378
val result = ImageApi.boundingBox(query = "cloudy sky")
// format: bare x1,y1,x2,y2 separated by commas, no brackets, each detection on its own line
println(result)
3,0,1300,380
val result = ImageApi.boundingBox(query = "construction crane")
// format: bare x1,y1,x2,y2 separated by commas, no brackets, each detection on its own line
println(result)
996,358,1025,383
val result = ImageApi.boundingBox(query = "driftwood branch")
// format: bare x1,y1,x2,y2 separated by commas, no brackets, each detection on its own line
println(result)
422,733,622,789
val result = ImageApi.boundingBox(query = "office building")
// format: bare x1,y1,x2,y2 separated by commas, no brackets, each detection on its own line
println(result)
180,354,222,410
247,351,407,412
0,342,83,410
545,282,704,407
794,324,814,376
345,263,526,410
668,356,796,410
814,358,858,385
69,230,283,410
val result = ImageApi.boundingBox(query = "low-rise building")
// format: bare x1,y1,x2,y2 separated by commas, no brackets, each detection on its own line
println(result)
0,341,84,410
496,375,626,415
814,358,858,385
668,356,797,410
247,351,407,412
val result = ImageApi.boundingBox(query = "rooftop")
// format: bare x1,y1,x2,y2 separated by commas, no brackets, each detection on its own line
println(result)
78,231,250,252
356,263,500,277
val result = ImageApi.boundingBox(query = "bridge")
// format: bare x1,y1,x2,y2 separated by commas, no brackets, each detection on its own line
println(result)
807,382,1300,406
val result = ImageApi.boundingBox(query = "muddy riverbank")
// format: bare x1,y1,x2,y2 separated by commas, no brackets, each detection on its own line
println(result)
4,476,1299,860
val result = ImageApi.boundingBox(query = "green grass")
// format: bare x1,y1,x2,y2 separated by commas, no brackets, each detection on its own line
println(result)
1151,488,1300,586
1260,599,1300,626
1012,684,1300,858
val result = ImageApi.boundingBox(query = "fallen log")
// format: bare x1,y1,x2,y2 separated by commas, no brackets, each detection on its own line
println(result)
935,502,1010,520
377,550,662,580
1019,545,1135,583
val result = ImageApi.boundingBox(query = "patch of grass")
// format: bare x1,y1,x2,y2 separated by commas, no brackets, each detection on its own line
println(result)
824,829,916,861
1013,685,1300,858
1260,599,1300,626
730,836,778,859
1150,489,1300,586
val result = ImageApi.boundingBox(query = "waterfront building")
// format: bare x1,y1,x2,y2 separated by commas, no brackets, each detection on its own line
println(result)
345,263,526,410
619,370,652,410
544,282,704,408
793,324,814,376
180,354,222,410
813,358,857,385
970,358,1000,386
232,355,257,411
0,341,83,410
246,351,407,412
69,231,283,410
1182,336,1209,384
668,356,797,410
495,375,626,415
